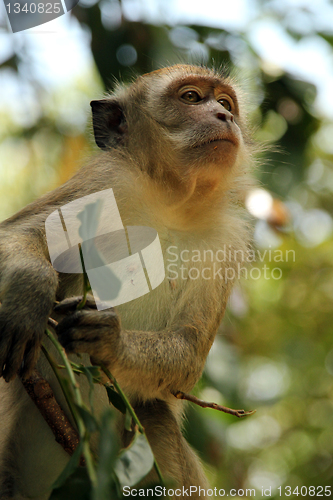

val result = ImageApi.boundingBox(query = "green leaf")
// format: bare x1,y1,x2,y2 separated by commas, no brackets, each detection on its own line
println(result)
93,481,120,500
84,365,103,381
92,408,120,500
75,404,99,434
114,432,154,488
105,385,127,414
125,408,132,431
82,365,94,389
52,440,84,489
50,466,91,500
81,365,101,409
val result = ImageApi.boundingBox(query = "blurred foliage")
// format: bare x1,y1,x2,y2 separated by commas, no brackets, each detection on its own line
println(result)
1,0,333,497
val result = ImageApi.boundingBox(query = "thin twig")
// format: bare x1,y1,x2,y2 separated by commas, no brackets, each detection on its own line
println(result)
45,328,97,486
48,317,58,329
173,391,256,418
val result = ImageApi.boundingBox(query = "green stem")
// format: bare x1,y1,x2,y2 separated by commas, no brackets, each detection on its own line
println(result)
41,344,79,426
101,364,143,432
100,364,165,487
44,328,97,486
77,244,89,310
45,329,83,405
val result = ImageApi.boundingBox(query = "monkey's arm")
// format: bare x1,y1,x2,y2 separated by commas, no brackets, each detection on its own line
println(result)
0,230,58,381
55,285,230,398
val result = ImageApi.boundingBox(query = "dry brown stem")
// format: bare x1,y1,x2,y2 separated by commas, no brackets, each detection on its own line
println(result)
21,369,85,466
173,391,256,418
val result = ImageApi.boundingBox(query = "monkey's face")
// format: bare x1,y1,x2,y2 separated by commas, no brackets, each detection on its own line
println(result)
139,67,247,179
90,66,250,199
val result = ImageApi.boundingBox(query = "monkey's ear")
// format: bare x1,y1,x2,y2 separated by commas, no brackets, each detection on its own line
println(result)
90,100,126,150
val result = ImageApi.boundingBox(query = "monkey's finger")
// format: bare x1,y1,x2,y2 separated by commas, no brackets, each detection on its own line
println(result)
56,310,120,336
56,310,93,335
2,337,28,382
54,296,98,314
58,326,102,348
62,340,92,354
61,339,111,363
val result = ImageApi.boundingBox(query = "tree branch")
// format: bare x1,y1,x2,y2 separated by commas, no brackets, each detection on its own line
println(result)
21,369,85,465
173,391,256,418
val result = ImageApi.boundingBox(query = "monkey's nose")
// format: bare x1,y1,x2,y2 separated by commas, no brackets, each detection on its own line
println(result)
216,112,234,123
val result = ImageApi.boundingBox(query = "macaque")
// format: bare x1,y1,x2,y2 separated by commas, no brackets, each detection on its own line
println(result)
0,65,257,499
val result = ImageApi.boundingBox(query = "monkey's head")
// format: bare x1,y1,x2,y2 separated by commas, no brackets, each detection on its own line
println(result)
90,65,254,211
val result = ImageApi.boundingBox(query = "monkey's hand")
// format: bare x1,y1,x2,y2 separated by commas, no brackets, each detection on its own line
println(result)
0,256,58,382
55,297,120,366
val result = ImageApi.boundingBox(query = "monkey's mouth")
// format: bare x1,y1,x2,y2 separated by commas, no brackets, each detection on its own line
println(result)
193,136,236,148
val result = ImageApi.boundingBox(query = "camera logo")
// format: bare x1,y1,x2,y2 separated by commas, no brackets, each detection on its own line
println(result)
3,0,79,33
45,189,165,310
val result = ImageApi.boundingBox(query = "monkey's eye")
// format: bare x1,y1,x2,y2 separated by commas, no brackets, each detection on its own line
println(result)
180,91,201,103
218,98,232,112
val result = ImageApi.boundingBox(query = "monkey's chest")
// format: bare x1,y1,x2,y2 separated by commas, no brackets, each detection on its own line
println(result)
116,276,176,331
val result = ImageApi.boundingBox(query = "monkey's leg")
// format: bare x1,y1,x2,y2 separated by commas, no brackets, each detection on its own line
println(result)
123,400,209,500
